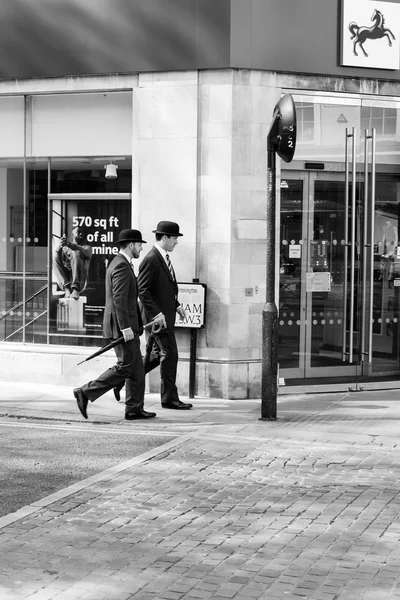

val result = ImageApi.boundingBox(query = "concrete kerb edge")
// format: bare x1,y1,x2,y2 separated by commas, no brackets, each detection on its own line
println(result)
0,433,191,531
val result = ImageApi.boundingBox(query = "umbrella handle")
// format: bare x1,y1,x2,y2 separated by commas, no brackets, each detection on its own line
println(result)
143,319,164,334
150,321,163,334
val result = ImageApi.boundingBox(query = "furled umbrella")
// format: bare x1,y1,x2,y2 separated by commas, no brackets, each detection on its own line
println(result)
77,319,163,365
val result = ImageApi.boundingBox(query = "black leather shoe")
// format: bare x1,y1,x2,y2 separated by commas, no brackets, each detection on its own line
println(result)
162,400,193,410
74,388,89,419
125,410,157,420
113,384,124,402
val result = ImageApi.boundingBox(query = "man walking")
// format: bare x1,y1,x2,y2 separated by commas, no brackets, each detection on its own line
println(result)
138,221,193,410
73,229,156,421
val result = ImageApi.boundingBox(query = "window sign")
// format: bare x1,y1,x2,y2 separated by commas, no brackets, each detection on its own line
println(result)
289,245,301,259
49,195,131,340
306,272,331,293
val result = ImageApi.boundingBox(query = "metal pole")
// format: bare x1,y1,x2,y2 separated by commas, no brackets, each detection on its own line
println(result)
260,94,296,421
189,328,197,399
261,146,278,420
188,277,199,399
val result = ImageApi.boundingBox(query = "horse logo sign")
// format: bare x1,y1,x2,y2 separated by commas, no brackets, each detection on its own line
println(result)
349,9,395,57
341,0,400,69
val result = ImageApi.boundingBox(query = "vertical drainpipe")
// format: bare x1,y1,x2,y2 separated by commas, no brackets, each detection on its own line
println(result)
194,70,201,278
131,84,140,228
188,71,202,399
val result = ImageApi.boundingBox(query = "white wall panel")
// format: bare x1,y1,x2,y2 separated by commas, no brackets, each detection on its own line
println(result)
31,92,132,156
0,97,24,157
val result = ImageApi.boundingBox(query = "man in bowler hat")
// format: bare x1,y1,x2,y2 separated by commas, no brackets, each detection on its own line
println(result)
137,221,193,410
73,229,156,421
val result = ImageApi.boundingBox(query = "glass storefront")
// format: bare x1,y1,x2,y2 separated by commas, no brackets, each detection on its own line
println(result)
279,94,400,389
0,91,133,348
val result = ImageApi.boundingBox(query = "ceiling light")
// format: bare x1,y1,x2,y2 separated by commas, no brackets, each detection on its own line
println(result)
105,162,118,179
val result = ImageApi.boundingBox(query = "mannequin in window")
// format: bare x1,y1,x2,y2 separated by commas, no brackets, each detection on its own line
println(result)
53,226,93,300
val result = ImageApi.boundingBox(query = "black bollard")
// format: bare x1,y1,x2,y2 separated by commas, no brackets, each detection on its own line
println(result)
261,150,278,420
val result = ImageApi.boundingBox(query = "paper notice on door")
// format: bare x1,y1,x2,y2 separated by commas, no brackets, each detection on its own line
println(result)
289,245,301,259
306,272,331,292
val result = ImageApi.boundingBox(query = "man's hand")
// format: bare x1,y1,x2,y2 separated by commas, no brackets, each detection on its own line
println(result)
152,313,167,332
60,235,68,247
176,305,187,323
121,327,134,342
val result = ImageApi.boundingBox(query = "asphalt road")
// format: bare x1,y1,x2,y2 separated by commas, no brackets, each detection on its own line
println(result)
0,417,177,518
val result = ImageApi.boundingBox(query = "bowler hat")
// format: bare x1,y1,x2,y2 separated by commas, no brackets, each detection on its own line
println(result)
152,221,183,237
115,229,147,244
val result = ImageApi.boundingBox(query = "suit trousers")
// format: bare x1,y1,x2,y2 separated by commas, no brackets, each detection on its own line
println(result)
82,338,145,411
144,329,179,404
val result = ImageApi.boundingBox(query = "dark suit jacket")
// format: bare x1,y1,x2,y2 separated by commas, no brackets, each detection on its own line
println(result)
138,246,179,329
103,253,143,339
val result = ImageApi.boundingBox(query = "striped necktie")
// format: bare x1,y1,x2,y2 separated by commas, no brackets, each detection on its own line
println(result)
165,253,175,280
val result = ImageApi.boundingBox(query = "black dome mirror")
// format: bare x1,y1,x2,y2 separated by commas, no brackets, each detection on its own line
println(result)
268,94,297,163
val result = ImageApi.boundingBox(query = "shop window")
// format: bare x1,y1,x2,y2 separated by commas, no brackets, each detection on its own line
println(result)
0,155,132,347
0,90,133,348
50,156,132,194
0,159,48,344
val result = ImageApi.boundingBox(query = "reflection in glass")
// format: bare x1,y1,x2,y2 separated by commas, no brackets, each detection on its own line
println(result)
296,103,315,142
361,107,396,137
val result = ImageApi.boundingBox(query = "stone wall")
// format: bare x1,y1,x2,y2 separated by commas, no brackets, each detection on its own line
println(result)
133,69,281,398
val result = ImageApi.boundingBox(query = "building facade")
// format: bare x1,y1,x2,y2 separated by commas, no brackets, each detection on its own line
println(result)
1,0,400,397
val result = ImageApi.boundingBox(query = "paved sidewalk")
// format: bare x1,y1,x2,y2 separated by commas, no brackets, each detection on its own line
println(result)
1,383,400,599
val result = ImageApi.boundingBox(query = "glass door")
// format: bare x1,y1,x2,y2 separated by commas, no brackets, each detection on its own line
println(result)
306,171,366,378
280,93,400,388
361,171,400,383
279,170,362,381
361,100,400,387
279,173,306,379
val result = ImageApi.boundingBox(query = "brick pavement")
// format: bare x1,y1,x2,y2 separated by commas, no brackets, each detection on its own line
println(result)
1,411,400,600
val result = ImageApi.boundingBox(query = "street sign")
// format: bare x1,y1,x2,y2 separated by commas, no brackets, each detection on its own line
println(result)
175,282,206,328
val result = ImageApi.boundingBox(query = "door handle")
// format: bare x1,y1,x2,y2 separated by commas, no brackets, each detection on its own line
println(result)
349,127,357,363
361,130,369,361
342,127,356,363
342,128,350,361
361,129,375,363
368,129,376,363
